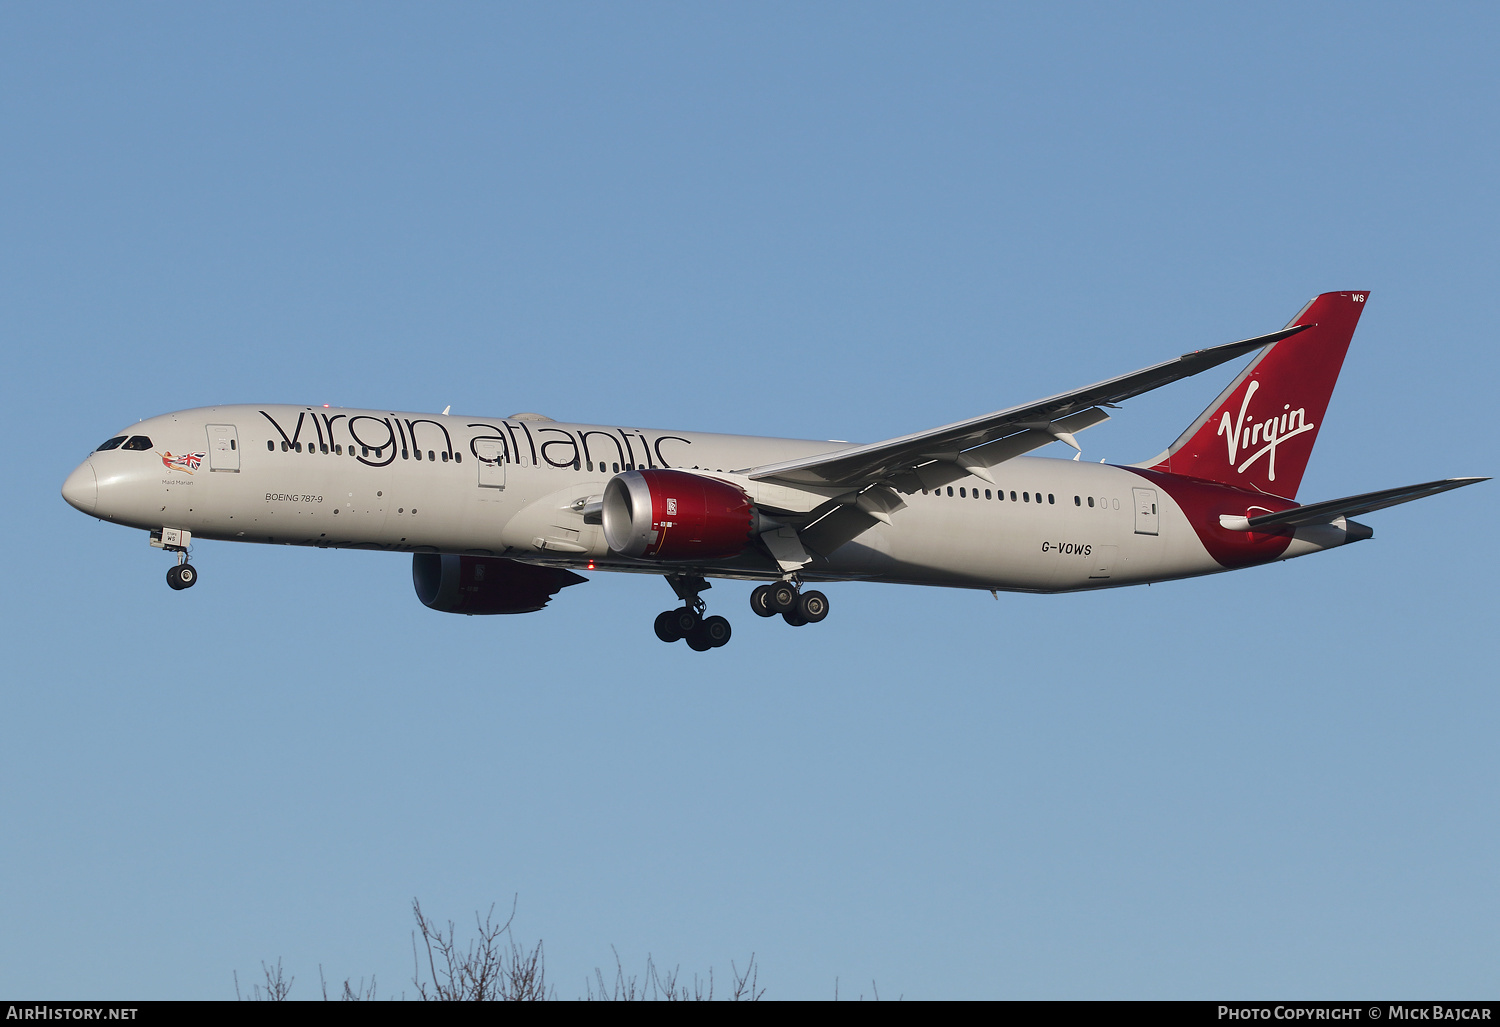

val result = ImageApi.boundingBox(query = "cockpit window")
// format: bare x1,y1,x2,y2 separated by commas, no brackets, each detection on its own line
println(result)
121,436,153,451
95,436,128,452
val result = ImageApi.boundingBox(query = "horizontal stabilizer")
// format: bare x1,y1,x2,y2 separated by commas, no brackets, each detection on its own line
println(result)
1230,477,1488,531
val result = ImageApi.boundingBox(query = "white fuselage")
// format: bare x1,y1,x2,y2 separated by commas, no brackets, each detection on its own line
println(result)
64,404,1344,594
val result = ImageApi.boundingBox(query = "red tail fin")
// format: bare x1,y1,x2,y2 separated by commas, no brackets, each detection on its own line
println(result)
1146,291,1369,499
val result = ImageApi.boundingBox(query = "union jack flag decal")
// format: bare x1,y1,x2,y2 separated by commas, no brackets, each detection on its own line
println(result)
162,451,204,473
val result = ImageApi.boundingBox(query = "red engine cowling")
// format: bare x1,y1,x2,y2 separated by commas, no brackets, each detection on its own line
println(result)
602,469,755,560
412,554,587,614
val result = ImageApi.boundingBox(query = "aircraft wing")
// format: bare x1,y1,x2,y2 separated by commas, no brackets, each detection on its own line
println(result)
1239,477,1489,530
742,324,1311,491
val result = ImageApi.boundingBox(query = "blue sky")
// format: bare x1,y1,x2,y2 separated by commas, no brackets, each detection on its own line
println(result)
1,2,1495,999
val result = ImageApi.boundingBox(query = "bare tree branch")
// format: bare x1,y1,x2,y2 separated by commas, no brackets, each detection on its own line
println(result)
410,896,549,1000
730,955,763,1002
320,964,378,1000
234,958,292,1001
242,897,788,1000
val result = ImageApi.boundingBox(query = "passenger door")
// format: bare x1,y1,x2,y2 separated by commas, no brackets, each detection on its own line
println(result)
206,424,240,472
1132,487,1159,535
475,439,507,490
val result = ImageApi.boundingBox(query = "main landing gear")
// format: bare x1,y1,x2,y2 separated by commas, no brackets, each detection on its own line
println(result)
651,575,831,650
151,527,198,591
749,580,829,627
653,575,731,651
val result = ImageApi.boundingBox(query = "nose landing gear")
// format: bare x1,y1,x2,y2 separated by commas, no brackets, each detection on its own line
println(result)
152,527,198,591
750,580,828,627
653,575,731,650
166,560,197,590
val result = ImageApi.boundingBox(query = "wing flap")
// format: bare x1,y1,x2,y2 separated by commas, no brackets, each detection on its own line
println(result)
886,407,1112,494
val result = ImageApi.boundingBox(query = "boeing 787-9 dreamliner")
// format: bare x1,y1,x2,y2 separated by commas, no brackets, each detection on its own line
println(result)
61,292,1485,650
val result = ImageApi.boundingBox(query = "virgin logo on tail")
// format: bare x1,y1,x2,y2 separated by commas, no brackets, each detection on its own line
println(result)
1215,380,1316,482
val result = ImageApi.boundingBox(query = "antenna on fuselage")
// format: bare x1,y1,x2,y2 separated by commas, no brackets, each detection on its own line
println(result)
442,405,451,416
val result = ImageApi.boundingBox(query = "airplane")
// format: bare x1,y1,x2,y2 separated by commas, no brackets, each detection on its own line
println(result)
60,291,1484,651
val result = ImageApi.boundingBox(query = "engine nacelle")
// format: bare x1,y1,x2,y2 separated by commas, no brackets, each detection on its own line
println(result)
412,554,586,614
602,469,755,561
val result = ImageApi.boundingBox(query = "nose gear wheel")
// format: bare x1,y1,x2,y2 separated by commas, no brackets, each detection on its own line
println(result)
158,533,198,590
166,563,198,590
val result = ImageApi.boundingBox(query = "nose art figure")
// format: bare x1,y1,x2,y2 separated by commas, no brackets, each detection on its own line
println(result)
61,461,98,515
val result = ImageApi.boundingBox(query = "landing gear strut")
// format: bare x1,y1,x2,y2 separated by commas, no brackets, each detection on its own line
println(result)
152,528,199,591
750,580,828,627
653,575,731,650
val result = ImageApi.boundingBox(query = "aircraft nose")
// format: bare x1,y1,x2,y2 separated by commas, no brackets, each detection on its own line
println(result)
62,460,98,515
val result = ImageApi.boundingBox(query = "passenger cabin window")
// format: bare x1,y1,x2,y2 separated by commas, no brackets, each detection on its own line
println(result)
121,436,153,451
96,436,128,451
